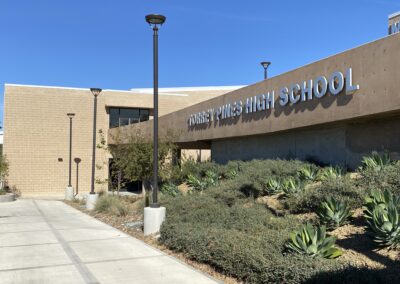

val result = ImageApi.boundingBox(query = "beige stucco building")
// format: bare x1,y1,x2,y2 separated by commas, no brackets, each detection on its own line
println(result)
4,12,400,198
3,85,242,198
111,25,400,169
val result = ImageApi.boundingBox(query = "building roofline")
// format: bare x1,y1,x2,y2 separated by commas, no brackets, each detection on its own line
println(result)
389,11,400,19
130,86,246,93
4,83,244,95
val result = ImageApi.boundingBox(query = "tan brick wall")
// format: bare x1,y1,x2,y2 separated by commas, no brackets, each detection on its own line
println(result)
3,85,235,198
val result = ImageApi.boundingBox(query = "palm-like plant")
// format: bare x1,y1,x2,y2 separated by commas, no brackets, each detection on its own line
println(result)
298,165,320,182
317,197,352,229
361,151,392,171
285,223,342,259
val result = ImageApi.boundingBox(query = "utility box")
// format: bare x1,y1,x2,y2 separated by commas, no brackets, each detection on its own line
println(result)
388,12,400,35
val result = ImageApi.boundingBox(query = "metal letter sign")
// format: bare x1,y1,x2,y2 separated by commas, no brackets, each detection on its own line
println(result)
188,68,360,127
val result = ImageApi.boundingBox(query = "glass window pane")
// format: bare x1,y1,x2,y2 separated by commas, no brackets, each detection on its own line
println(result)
140,109,149,122
120,108,139,119
109,108,119,128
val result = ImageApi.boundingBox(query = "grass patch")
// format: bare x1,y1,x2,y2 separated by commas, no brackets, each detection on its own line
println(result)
94,195,128,216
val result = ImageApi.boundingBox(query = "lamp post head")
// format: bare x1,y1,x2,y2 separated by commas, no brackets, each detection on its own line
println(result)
260,61,271,70
74,157,81,164
90,88,102,97
67,113,75,119
145,14,166,27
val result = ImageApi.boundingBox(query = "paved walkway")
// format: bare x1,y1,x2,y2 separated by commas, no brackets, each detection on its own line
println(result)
0,199,219,284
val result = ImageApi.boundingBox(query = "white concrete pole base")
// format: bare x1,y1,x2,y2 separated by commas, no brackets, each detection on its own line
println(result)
65,186,74,201
144,207,166,236
86,193,99,211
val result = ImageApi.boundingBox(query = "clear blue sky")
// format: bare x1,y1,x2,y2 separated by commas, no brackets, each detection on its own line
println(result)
1,0,399,123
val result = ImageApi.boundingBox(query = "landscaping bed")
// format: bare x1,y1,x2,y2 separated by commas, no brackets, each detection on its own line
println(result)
67,154,400,283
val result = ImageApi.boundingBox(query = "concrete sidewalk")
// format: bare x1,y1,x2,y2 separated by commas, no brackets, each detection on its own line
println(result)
0,199,219,284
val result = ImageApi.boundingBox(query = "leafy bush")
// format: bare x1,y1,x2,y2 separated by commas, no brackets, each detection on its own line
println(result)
160,192,344,283
161,183,180,197
364,189,400,248
94,195,128,216
282,178,304,197
317,197,352,229
358,162,400,195
284,176,366,213
285,223,342,258
361,151,392,171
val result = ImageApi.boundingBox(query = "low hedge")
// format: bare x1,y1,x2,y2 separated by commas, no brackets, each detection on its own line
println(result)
283,176,367,213
160,193,345,283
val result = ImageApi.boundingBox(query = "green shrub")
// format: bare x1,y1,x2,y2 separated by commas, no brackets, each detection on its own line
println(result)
364,189,400,249
284,176,366,213
358,163,400,195
0,189,6,195
160,192,344,283
285,223,342,259
161,183,180,197
94,195,128,216
317,197,352,229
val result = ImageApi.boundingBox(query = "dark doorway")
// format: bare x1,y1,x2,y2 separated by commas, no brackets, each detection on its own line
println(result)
108,159,142,194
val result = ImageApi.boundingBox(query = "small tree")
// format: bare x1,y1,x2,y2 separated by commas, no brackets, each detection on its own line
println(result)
109,129,179,205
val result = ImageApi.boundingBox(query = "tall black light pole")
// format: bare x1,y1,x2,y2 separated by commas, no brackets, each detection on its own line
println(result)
146,14,166,208
90,88,102,195
67,113,75,187
261,61,271,79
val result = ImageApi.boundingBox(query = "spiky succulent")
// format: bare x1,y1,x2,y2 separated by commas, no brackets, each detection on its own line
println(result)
317,197,352,229
205,170,219,187
161,183,180,197
298,165,320,182
264,177,283,195
225,169,238,179
319,166,345,181
186,174,208,192
285,223,342,259
364,189,400,249
282,178,303,196
361,151,392,171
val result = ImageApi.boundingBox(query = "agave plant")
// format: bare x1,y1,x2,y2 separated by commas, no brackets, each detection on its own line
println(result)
225,169,238,179
317,197,352,229
361,151,392,171
186,174,208,192
282,178,303,196
161,183,180,197
285,223,342,259
298,165,320,182
264,177,283,195
364,189,400,248
205,170,219,187
319,166,345,181
364,189,395,216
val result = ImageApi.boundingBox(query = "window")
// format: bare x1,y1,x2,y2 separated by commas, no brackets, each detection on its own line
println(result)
109,107,150,128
